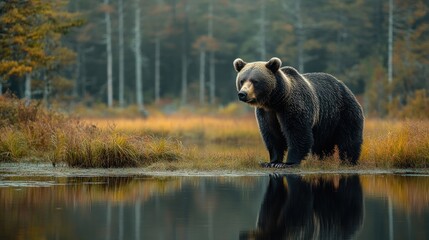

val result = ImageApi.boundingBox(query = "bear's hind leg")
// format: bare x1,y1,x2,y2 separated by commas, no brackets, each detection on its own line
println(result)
338,141,361,164
336,116,363,165
312,143,335,160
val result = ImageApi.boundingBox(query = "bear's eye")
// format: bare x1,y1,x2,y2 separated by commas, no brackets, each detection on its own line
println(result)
250,79,258,85
240,79,245,85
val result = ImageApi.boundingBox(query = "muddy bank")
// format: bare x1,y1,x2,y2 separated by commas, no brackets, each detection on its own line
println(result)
1,163,428,178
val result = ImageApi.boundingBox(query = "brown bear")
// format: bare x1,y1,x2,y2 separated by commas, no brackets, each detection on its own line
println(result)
233,57,364,167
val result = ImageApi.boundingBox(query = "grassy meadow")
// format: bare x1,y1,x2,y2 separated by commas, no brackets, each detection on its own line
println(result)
86,116,429,170
0,96,428,170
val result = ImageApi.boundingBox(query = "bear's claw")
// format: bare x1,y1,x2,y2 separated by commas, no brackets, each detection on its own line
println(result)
259,162,299,168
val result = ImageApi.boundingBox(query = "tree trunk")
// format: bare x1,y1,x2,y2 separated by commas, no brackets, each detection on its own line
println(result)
403,8,413,99
209,52,215,105
81,49,87,98
105,0,113,108
283,0,304,72
199,45,206,105
118,0,125,108
43,70,51,109
295,0,304,72
259,0,266,60
181,53,188,106
135,0,144,112
43,74,48,107
25,73,31,105
154,35,161,104
180,0,189,106
387,0,393,102
208,0,215,105
73,44,81,102
73,1,81,103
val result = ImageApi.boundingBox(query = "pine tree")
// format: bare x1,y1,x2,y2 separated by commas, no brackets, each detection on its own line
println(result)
0,0,82,102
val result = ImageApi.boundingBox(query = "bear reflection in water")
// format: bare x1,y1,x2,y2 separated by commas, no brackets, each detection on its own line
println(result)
241,175,363,240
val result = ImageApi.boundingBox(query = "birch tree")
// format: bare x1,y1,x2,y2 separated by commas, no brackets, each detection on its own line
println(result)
259,0,266,60
388,0,429,101
134,0,145,112
144,0,171,105
294,0,304,72
25,73,32,104
154,34,161,104
199,42,206,105
282,0,305,72
208,0,216,105
118,0,125,107
153,0,168,105
181,0,190,106
103,0,113,108
387,0,393,102
194,0,220,106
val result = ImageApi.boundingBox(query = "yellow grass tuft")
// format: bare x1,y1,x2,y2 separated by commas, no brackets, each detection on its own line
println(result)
361,120,429,168
0,128,29,161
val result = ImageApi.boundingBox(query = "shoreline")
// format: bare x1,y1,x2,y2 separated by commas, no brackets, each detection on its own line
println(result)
1,162,429,178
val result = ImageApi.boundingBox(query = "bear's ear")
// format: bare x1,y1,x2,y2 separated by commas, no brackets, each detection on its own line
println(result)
265,57,282,73
233,58,247,72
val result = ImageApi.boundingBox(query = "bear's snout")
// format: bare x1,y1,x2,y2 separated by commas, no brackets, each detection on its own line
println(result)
238,80,256,103
238,91,248,101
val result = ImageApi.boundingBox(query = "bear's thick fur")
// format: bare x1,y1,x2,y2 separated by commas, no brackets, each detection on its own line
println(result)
233,57,364,166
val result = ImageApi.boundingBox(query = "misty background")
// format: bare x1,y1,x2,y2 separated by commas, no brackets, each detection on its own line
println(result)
1,0,428,117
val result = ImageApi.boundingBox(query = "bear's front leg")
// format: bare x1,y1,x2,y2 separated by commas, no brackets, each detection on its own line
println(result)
285,127,313,165
255,108,287,165
278,116,314,165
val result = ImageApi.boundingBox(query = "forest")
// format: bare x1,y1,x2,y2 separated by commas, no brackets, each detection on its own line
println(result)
1,0,428,118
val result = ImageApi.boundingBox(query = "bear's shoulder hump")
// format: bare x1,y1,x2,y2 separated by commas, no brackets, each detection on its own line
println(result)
280,66,300,77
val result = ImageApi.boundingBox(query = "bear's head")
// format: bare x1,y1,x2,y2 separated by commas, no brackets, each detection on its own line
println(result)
233,57,282,107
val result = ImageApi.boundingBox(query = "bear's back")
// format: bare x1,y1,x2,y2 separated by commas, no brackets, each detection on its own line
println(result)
303,72,344,120
280,67,343,110
303,73,343,100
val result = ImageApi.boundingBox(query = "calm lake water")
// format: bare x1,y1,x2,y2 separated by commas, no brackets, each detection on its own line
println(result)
1,171,429,240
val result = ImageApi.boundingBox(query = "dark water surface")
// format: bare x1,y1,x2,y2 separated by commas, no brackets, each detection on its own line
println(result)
1,172,429,240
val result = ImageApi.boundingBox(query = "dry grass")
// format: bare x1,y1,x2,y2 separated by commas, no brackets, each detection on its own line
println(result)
145,145,263,171
87,117,429,170
0,96,183,167
83,116,264,170
85,116,260,144
299,119,429,169
1,95,428,169
361,119,429,168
